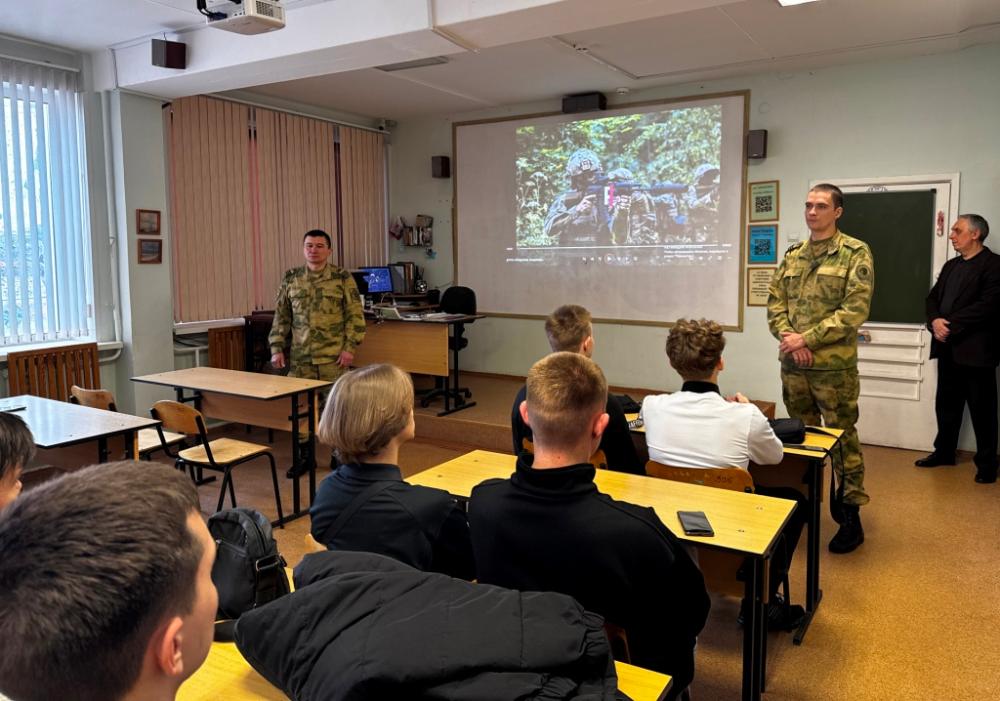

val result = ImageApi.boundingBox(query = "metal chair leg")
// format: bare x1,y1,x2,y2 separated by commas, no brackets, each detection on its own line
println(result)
227,469,237,507
266,453,284,527
216,472,229,512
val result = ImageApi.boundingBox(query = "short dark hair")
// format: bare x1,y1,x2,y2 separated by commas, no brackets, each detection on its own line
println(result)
544,304,592,352
809,183,844,210
0,412,34,483
667,318,726,380
960,213,990,242
0,462,202,701
303,229,332,247
526,352,607,450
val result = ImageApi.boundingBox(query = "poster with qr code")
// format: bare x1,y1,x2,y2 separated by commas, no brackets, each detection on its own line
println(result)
747,224,778,264
748,180,779,222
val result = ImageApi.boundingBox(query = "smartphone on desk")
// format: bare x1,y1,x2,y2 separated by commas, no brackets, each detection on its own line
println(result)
677,510,715,537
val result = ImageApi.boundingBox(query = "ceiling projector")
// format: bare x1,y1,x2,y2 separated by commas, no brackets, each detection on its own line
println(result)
201,0,286,35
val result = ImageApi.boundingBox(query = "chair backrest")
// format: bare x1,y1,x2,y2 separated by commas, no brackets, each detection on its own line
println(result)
522,438,609,470
209,325,246,371
7,342,101,401
69,385,117,412
151,400,204,437
645,461,754,493
440,286,476,315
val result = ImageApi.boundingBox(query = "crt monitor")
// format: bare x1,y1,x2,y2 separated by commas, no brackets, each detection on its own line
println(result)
359,266,392,294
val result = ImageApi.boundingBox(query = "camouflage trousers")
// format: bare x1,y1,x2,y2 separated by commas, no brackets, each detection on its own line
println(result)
781,366,870,507
289,361,346,437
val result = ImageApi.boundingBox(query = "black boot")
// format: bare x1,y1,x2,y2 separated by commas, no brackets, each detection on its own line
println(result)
828,505,864,554
286,442,313,478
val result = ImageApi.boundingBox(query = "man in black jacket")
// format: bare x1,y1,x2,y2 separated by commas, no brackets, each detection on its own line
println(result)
916,214,1000,483
511,304,643,474
477,352,710,698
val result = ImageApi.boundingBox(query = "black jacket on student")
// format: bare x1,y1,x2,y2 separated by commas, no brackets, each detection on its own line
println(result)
234,551,626,701
511,385,644,474
469,454,711,696
309,462,475,580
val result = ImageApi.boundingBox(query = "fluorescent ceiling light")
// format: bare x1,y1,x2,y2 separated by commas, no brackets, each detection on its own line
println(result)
777,0,821,6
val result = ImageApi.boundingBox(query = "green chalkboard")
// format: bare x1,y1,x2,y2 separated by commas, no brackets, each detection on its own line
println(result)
839,190,935,324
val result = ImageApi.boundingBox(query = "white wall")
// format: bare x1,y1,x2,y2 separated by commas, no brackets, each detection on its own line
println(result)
389,42,1000,435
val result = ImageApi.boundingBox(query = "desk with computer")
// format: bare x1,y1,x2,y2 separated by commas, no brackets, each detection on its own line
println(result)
351,266,484,416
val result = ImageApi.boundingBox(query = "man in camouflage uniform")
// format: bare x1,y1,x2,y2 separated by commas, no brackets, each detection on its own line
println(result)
269,229,366,473
607,168,658,246
543,149,612,247
767,183,874,554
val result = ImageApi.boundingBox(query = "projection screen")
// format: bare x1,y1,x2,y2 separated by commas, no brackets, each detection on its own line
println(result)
454,91,748,328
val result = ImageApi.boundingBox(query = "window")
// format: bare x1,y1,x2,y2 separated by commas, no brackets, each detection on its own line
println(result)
0,59,93,346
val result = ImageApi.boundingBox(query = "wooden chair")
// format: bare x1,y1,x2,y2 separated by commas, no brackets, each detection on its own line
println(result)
522,438,608,471
150,400,284,525
602,623,691,701
645,460,788,604
7,342,100,400
69,385,185,459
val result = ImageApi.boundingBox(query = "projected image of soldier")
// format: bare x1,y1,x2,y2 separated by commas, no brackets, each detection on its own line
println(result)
685,164,721,243
543,149,612,247
606,168,658,246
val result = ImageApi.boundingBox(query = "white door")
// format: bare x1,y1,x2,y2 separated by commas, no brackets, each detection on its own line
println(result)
825,174,958,451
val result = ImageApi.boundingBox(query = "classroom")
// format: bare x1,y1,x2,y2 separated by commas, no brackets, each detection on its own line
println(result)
1,2,999,700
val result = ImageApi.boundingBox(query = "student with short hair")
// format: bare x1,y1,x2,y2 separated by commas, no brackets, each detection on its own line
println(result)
642,318,805,630
0,411,35,510
0,461,217,701
309,363,475,579
473,352,709,698
511,304,643,473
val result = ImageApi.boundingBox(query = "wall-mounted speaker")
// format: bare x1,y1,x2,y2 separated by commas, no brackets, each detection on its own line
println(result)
432,156,450,179
152,39,187,70
562,92,607,114
747,129,768,159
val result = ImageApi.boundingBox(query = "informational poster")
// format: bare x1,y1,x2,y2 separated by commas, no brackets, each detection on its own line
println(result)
747,267,776,306
748,180,779,222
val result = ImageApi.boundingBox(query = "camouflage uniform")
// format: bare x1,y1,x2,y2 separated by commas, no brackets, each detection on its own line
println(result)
767,231,875,506
543,149,611,247
607,168,658,245
268,264,366,384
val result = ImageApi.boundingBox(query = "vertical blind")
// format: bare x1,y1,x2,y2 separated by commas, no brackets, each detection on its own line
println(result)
0,59,93,345
168,96,385,322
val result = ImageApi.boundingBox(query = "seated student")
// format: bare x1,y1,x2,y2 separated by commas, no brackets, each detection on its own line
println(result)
511,304,643,474
642,318,805,630
310,363,475,580
0,412,34,510
0,461,217,701
472,352,710,698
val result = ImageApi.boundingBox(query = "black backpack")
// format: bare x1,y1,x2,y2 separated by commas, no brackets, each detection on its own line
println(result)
208,508,289,623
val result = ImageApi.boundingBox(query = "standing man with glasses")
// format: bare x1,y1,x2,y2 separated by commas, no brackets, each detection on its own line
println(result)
916,215,1000,484
767,184,875,554
269,229,367,474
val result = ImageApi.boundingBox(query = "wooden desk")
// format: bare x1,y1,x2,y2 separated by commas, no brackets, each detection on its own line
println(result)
409,450,796,701
132,368,332,524
2,394,158,463
354,315,486,416
178,641,671,701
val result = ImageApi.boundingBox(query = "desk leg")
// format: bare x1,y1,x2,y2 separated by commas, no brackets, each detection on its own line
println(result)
743,557,765,701
98,437,110,463
276,391,316,527
794,457,824,645
123,431,136,460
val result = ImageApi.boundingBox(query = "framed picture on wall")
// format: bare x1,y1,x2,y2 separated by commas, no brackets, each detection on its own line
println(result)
138,239,162,264
136,209,161,234
748,180,779,222
747,224,778,264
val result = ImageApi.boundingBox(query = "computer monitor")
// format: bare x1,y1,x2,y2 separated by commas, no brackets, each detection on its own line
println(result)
359,266,392,294
350,271,369,295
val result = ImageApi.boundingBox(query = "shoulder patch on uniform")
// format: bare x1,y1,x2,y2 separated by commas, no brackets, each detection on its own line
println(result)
856,263,872,282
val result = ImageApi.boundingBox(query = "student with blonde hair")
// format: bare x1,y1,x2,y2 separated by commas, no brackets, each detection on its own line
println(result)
309,364,475,579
